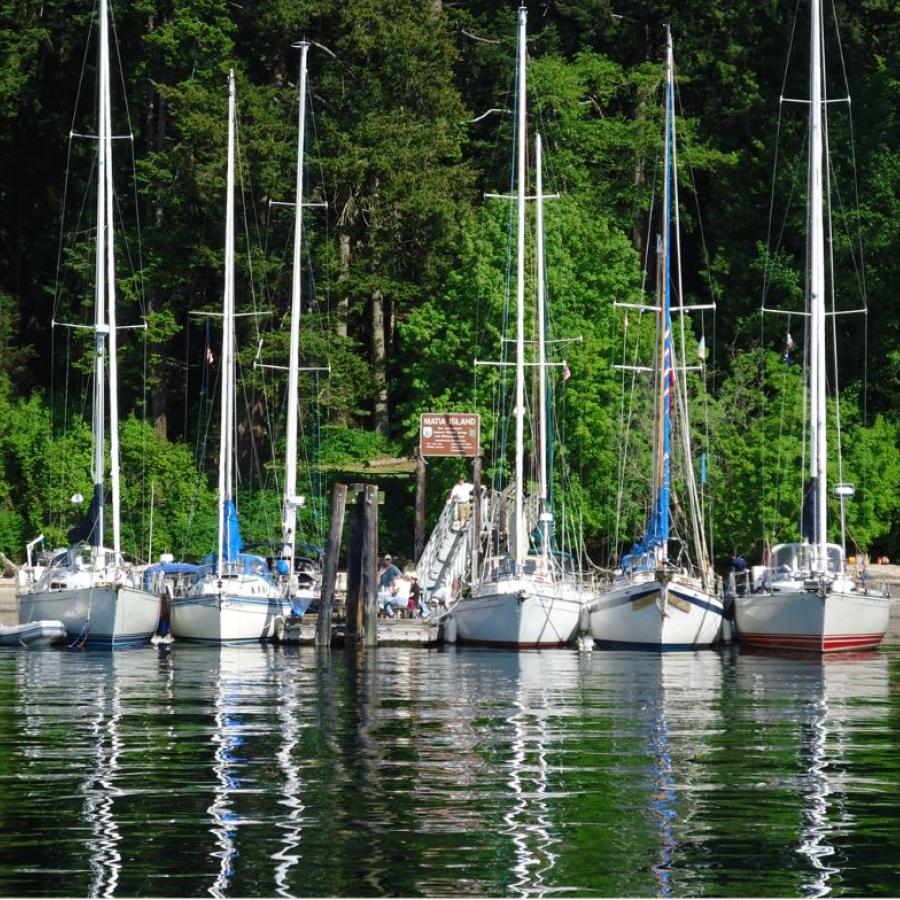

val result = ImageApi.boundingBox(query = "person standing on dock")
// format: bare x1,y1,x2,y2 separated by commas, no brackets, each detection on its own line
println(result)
408,572,430,619
448,477,473,529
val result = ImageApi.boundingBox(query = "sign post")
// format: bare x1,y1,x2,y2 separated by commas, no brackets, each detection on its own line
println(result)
415,414,481,568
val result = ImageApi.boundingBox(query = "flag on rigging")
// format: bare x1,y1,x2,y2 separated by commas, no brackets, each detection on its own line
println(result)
697,335,708,360
781,332,794,366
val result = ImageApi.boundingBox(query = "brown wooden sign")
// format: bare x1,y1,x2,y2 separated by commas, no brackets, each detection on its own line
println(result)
419,413,480,457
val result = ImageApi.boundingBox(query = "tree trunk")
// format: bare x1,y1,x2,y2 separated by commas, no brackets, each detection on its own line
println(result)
337,231,350,341
371,288,389,438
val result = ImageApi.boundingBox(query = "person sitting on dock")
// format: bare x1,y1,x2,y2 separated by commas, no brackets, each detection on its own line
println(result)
383,581,403,619
378,554,402,618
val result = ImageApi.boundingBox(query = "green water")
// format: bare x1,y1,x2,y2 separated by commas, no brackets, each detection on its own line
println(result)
0,642,897,897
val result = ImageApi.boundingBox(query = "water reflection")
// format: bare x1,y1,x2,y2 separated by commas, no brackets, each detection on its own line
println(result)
272,648,304,897
84,665,122,897
500,651,575,897
198,645,284,897
586,651,725,897
734,651,890,897
11,649,172,895
0,641,896,897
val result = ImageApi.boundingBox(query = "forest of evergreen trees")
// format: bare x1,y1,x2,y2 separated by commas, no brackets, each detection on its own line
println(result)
0,0,897,566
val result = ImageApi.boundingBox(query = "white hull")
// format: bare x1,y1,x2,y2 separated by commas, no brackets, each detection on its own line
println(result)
172,588,292,643
590,577,723,650
734,586,889,653
17,585,160,647
452,577,585,647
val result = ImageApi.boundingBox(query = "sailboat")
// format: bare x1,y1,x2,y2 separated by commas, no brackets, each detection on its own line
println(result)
451,6,589,648
15,0,161,647
733,0,890,652
589,29,723,651
171,72,291,643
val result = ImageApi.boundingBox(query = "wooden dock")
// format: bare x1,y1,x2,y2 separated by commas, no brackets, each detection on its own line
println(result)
277,613,441,647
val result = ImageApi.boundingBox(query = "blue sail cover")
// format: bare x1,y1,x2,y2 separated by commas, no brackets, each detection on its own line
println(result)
643,62,676,556
67,483,103,548
801,477,818,543
222,498,244,563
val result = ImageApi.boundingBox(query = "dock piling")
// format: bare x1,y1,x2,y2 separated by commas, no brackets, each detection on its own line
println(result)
345,484,365,637
362,483,379,646
316,482,347,647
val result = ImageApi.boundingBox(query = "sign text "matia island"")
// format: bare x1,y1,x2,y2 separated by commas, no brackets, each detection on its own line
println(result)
419,413,480,458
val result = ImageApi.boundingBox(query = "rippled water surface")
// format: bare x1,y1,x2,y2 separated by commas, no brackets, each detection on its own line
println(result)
0,637,897,897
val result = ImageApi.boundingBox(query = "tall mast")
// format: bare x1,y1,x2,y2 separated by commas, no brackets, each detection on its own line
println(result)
808,0,828,574
535,134,548,510
650,25,675,560
535,132,553,561
667,28,710,582
101,0,122,559
281,41,310,578
91,0,111,556
512,5,527,566
217,70,237,580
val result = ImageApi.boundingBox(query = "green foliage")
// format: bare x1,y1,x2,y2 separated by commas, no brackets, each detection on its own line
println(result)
0,387,218,561
708,350,900,559
318,424,399,467
709,349,806,557
0,0,897,561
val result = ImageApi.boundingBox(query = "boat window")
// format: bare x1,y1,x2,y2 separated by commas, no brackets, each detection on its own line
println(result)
826,545,844,574
769,543,808,574
623,552,655,575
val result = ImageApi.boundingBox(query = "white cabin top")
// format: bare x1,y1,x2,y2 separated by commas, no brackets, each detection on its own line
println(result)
768,542,848,578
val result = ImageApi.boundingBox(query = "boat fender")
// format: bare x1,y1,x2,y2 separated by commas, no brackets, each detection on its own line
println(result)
444,615,458,644
274,616,285,642
721,619,733,643
578,604,591,634
722,595,735,620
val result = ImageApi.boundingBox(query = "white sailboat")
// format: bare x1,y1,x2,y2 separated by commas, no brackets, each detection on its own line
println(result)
451,6,589,648
590,29,723,651
733,0,890,653
15,0,160,647
171,72,291,643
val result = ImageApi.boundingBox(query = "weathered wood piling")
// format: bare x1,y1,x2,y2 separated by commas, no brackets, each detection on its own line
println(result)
302,481,438,647
315,483,347,647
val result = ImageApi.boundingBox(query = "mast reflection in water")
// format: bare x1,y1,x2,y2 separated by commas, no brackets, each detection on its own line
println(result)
734,651,891,897
0,639,897,896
